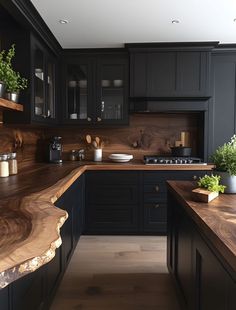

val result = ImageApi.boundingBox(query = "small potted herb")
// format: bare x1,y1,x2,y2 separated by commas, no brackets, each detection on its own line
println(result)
192,174,225,202
210,135,236,193
0,44,27,102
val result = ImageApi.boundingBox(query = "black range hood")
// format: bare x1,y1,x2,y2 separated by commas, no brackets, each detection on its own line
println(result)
129,99,209,113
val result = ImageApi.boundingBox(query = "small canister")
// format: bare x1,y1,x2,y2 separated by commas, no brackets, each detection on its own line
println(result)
0,154,9,177
69,150,77,161
8,152,18,175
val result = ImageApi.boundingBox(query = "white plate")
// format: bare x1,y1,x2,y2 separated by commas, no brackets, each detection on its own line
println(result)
109,154,133,162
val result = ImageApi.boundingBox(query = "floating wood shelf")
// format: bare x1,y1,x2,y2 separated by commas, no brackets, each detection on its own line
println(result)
0,98,23,112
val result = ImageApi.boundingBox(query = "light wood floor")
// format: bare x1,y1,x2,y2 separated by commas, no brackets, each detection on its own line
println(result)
50,236,181,310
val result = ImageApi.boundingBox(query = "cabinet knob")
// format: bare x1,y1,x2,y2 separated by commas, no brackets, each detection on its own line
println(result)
87,117,92,122
155,185,159,192
97,117,102,122
155,204,160,208
193,175,198,180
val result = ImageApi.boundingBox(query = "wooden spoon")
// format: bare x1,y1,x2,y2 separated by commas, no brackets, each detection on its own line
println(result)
95,136,100,147
92,141,98,149
86,135,92,144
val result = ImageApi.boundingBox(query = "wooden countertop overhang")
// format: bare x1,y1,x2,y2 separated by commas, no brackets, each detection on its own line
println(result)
167,180,236,277
0,161,214,288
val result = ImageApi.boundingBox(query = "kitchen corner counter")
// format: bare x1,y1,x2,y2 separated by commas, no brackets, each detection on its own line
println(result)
0,161,214,288
167,180,236,275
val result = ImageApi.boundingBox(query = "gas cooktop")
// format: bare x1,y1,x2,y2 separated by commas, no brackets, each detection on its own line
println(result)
143,155,206,165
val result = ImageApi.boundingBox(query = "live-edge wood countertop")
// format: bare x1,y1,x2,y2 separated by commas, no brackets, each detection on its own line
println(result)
167,180,236,277
0,161,214,288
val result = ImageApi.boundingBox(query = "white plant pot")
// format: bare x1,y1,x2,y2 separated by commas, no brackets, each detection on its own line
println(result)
217,171,236,194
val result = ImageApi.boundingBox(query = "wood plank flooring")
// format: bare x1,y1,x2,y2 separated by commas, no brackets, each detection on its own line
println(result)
50,236,181,310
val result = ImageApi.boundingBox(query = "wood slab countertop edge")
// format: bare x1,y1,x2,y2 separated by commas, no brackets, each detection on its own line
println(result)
0,162,214,288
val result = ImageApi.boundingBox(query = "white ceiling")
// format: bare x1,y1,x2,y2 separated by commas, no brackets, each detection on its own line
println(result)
31,0,236,48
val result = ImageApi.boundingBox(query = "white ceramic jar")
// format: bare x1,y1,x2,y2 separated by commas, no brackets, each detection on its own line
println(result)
0,154,9,177
94,149,102,162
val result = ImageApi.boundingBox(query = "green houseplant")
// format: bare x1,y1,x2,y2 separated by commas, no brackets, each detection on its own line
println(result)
210,135,236,193
197,174,225,193
0,44,27,102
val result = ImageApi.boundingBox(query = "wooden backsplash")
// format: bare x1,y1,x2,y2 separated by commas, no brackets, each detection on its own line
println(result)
0,113,202,170
46,113,202,161
0,124,45,169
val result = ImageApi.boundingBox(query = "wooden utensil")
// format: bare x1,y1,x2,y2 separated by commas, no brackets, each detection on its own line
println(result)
92,141,98,149
86,135,92,144
95,136,100,147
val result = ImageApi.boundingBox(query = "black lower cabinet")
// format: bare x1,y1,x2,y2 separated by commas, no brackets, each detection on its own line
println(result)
11,267,45,310
167,191,236,310
143,171,208,233
0,285,10,310
85,171,141,233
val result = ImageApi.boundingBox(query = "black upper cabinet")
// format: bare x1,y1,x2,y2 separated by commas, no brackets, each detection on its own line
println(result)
62,52,129,126
31,34,58,124
4,33,59,125
208,52,236,157
130,50,211,98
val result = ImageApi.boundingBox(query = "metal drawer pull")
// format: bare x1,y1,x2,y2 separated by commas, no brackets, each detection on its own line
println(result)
87,117,92,122
155,185,159,192
97,117,102,122
155,204,160,208
193,175,197,180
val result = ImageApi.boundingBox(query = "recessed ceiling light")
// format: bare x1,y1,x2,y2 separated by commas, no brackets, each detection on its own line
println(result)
171,19,180,24
59,19,69,24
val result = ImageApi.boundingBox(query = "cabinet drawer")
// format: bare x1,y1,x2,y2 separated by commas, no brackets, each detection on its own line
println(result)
144,183,166,194
86,171,140,185
85,204,138,232
87,185,139,204
144,193,166,203
143,202,167,233
143,171,208,183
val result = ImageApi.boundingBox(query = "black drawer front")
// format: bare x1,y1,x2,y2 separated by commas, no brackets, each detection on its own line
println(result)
143,170,208,183
144,183,166,194
86,205,138,232
144,193,166,203
143,202,167,233
86,171,140,185
87,185,139,204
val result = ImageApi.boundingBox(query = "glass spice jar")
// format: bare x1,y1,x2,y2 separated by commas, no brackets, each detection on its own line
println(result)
8,152,18,175
0,154,9,177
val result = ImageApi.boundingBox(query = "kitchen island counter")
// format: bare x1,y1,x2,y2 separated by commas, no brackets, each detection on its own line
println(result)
167,180,236,276
0,161,214,288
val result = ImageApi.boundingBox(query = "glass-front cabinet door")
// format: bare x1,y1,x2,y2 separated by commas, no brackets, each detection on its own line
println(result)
96,56,128,125
66,63,90,122
34,48,45,118
32,35,57,123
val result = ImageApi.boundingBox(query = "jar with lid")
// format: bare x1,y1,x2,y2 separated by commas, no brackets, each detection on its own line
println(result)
0,154,9,177
69,150,77,161
8,152,18,175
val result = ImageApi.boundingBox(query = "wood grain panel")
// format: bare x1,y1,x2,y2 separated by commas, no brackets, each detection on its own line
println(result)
47,114,203,161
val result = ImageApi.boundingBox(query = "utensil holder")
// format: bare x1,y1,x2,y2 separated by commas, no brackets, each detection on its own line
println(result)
94,149,102,162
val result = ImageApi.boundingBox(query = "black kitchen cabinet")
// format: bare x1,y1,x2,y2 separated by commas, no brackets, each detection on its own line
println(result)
208,52,236,157
0,286,9,310
31,34,58,124
62,52,129,126
129,49,211,98
3,33,59,125
143,170,208,233
85,170,209,234
56,175,85,266
85,171,141,233
11,266,45,310
167,189,236,310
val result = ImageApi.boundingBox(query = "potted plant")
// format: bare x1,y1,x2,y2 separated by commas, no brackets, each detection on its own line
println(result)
0,44,27,102
192,174,225,202
4,67,28,102
210,135,236,193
